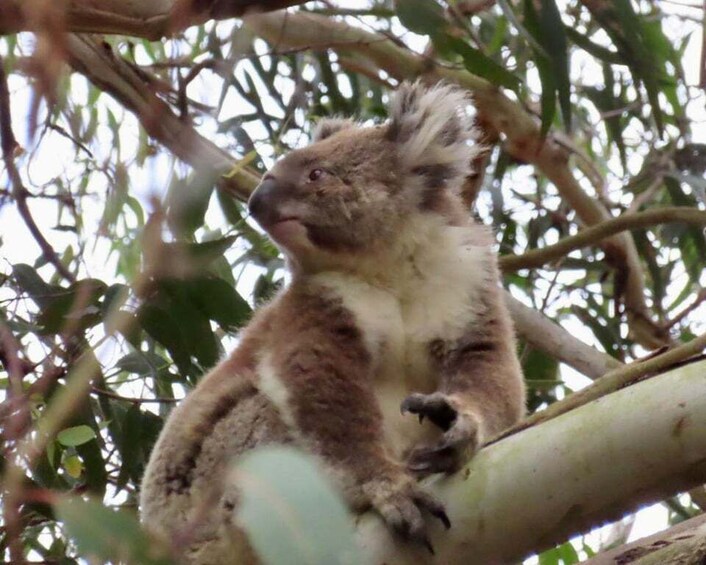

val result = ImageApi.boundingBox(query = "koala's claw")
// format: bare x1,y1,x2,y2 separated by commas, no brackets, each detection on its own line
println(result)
371,479,450,554
407,444,458,476
402,392,482,477
400,392,457,431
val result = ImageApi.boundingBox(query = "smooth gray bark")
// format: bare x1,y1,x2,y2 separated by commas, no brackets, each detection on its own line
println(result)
355,359,706,564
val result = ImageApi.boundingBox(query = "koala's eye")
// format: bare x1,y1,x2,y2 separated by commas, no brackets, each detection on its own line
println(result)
308,168,325,182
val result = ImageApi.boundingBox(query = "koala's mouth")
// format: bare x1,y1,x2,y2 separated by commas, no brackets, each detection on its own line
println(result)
266,216,308,245
269,216,304,232
272,216,301,226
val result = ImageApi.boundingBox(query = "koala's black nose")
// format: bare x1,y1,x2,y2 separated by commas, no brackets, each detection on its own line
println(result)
248,177,278,224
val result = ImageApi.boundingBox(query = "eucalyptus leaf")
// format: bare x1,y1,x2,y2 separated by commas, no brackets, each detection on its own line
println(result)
56,497,173,565
395,0,447,36
436,34,520,91
233,447,360,565
57,425,96,447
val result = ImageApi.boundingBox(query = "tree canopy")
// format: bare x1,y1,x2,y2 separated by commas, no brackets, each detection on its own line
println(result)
1,1,705,563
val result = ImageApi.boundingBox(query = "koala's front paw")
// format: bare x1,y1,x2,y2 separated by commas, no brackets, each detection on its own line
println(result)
364,475,450,554
401,392,482,477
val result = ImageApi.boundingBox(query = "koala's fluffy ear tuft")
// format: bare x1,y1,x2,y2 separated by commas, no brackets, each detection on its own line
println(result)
386,81,480,193
312,117,356,142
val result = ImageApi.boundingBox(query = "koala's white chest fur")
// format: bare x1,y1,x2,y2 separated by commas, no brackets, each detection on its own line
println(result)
313,223,493,455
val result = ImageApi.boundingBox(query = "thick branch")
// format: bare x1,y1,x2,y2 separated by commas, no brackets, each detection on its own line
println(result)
357,359,706,564
496,331,706,441
504,292,623,379
586,513,706,564
0,0,307,40
500,207,706,271
245,10,667,349
65,34,259,200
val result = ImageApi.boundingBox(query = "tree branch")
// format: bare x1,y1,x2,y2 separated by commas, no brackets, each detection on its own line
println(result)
90,386,179,404
0,318,27,563
356,359,706,564
0,0,308,40
0,55,76,283
585,513,706,564
499,207,706,271
64,34,259,201
495,331,706,442
504,292,623,379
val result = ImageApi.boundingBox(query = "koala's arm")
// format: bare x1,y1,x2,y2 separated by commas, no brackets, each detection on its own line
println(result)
264,286,448,547
402,268,526,476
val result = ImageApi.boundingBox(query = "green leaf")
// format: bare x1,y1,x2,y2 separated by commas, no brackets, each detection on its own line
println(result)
664,176,706,281
102,283,129,317
36,279,107,334
536,0,571,130
217,189,246,226
57,425,96,447
522,346,560,411
583,78,627,169
572,304,621,358
523,0,556,138
13,263,58,309
395,0,447,36
63,454,84,479
138,303,194,376
486,15,509,55
55,497,173,565
498,0,543,52
116,404,146,487
538,540,580,564
116,351,168,377
139,278,225,373
184,277,252,331
234,447,359,565
100,162,129,233
436,34,521,91
164,235,239,268
588,0,669,135
523,348,559,383
564,27,622,64
155,279,220,368
166,169,220,237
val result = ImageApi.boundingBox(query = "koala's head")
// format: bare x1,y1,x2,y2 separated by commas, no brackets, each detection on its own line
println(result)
248,81,479,271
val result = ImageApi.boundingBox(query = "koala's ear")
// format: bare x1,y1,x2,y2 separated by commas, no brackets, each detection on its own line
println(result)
312,118,356,142
386,81,480,192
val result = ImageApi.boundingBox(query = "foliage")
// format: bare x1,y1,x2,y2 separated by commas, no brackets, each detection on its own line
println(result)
0,0,704,563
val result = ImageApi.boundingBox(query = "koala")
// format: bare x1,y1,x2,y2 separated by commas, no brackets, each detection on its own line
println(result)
140,81,525,563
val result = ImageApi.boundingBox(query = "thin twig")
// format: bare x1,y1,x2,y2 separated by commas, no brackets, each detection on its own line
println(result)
46,122,93,158
667,288,706,329
0,57,75,283
500,207,706,272
91,387,179,404
0,321,28,563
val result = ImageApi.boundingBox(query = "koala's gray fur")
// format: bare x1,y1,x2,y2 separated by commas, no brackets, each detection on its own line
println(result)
140,81,525,563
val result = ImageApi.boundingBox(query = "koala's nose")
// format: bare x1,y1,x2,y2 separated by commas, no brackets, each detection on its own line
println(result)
248,177,278,224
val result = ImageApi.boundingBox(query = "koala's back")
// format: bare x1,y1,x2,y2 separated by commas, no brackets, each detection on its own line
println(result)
140,350,291,562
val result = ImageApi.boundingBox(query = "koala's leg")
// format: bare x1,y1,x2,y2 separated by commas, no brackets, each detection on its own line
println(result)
402,284,526,477
262,288,450,551
140,345,288,564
